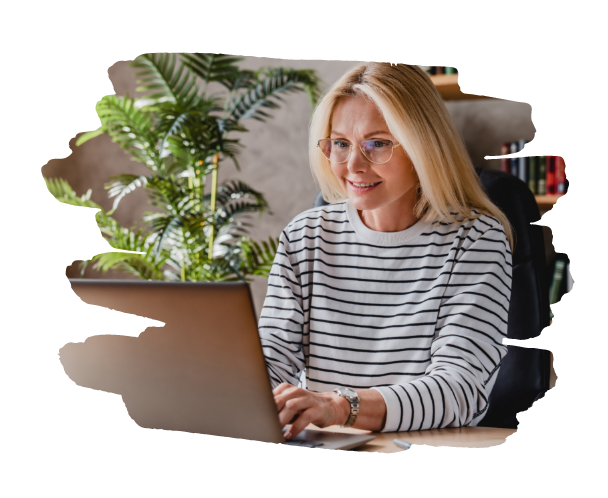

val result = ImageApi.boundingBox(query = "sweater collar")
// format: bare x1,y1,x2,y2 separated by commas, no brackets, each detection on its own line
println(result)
345,199,431,245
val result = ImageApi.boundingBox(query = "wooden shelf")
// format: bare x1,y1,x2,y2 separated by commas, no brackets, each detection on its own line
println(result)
430,74,492,101
535,194,564,210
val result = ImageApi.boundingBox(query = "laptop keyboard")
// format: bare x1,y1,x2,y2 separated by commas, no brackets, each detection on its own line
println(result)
283,427,325,448
284,440,324,448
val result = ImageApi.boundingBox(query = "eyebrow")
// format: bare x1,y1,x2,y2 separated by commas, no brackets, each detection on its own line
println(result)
330,130,392,139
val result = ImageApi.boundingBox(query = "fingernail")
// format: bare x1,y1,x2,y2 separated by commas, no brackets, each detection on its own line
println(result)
284,431,292,439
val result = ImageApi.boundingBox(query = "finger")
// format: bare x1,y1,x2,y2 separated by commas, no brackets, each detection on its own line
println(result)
285,409,316,440
272,383,294,396
278,396,313,427
278,396,311,427
274,386,302,412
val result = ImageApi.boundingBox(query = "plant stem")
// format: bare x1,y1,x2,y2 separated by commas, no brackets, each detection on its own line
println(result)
181,253,186,281
194,175,200,208
198,160,204,211
207,152,220,260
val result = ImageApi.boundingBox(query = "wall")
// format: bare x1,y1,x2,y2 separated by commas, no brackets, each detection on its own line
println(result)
41,56,538,317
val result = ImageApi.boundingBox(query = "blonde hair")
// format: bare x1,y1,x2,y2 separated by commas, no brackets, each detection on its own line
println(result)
308,62,514,250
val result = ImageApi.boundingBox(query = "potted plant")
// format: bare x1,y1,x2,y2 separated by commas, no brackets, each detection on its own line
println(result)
47,52,321,282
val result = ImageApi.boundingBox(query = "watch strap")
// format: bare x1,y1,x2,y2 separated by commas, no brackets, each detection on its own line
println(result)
334,388,360,428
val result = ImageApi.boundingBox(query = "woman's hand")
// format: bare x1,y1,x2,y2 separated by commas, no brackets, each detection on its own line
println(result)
273,383,350,439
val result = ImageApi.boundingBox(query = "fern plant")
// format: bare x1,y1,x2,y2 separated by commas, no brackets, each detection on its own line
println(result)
47,53,320,282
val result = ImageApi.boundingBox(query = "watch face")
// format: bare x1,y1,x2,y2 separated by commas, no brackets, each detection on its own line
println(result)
341,387,357,399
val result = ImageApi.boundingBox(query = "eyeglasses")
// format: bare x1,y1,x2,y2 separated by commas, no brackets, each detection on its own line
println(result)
317,138,401,165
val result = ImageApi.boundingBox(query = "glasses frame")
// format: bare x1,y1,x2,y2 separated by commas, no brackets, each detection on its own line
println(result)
317,138,401,165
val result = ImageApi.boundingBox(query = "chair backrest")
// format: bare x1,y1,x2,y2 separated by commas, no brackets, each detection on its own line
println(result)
313,168,552,429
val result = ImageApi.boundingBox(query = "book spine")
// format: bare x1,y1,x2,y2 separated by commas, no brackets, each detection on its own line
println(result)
549,258,566,304
500,142,511,173
537,156,547,195
518,139,527,182
510,142,519,176
435,66,445,75
546,156,556,195
528,156,537,194
555,156,566,194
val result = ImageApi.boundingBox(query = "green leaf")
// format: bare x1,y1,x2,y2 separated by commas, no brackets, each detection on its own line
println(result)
75,127,104,146
238,236,279,278
156,100,222,161
220,69,257,93
181,53,243,90
91,251,168,280
105,174,151,211
207,179,269,211
46,177,173,281
150,214,185,255
262,239,271,258
96,95,161,170
226,67,322,124
131,53,198,105
45,177,101,209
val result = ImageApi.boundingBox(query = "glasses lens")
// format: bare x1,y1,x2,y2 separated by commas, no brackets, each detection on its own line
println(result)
360,140,394,164
319,139,351,163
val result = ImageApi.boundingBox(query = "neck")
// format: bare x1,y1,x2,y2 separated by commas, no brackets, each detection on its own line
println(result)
358,186,419,232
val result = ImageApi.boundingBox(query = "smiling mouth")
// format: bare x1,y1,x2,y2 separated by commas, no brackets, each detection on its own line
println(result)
349,180,381,187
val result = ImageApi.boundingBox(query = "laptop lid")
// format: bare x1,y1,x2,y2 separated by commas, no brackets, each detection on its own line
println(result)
62,280,284,444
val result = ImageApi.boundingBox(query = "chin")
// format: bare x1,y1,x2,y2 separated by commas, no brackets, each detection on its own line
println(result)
349,197,376,211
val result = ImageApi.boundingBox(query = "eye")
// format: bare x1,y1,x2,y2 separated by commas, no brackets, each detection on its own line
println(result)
373,140,390,148
332,140,350,148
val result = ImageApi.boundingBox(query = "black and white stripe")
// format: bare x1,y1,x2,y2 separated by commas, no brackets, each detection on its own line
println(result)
258,200,512,431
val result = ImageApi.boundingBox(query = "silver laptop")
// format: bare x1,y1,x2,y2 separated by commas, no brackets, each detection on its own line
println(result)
62,280,375,450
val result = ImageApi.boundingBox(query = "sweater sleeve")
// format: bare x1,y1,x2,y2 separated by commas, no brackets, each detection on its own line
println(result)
257,229,306,389
373,221,512,431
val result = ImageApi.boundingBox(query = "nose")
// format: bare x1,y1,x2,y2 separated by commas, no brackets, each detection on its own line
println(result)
346,145,370,174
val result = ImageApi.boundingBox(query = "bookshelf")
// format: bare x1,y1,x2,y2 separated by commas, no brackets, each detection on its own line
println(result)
535,194,563,211
430,74,565,211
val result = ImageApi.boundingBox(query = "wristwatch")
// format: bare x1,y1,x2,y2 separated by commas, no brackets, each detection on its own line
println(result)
333,387,360,428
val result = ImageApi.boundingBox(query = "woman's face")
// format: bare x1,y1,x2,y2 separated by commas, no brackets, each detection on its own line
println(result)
329,96,419,216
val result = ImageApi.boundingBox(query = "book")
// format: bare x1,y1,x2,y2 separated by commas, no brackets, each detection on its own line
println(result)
435,66,445,75
444,67,457,75
499,144,566,199
555,156,567,194
510,142,519,176
528,156,537,194
537,156,547,195
546,156,556,195
517,139,527,183
549,257,566,304
500,149,569,196
500,142,511,173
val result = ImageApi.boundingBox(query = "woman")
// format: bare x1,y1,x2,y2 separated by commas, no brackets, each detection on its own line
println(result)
258,63,513,440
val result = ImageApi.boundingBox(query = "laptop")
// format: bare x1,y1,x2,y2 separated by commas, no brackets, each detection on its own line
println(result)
62,279,375,450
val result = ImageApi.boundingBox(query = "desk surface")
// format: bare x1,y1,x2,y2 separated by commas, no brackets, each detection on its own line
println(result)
309,424,516,452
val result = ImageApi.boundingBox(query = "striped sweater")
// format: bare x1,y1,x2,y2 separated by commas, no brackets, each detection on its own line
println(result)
258,199,512,431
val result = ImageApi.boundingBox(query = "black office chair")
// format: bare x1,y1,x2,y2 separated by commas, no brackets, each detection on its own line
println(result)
312,168,552,429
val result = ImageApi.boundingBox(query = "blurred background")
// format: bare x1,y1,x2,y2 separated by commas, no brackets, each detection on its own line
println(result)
42,56,540,316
